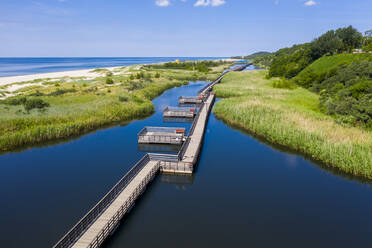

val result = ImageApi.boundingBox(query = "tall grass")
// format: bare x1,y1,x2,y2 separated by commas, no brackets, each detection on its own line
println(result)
0,63,230,152
214,70,372,179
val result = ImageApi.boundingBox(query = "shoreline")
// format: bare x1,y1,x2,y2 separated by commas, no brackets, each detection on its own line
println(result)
0,66,127,86
0,58,238,86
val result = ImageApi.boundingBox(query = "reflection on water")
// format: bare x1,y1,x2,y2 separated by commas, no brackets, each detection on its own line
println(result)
138,144,181,153
160,174,194,186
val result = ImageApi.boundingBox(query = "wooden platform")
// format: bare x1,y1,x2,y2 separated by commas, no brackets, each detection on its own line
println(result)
163,106,196,119
138,127,186,145
178,96,203,105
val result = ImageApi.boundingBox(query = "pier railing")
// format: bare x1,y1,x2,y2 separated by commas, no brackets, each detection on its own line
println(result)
178,137,191,160
197,72,225,96
148,153,179,162
86,160,160,248
188,102,204,136
53,154,152,248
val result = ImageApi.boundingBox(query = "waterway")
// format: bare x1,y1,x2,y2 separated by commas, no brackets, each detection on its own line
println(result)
0,74,372,247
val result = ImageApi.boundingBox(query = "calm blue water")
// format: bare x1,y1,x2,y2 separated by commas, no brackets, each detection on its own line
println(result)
0,72,372,247
0,57,226,77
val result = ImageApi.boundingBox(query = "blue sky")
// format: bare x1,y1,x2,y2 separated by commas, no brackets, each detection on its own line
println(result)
0,0,371,57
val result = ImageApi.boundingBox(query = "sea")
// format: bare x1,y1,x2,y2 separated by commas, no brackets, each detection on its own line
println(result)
0,57,226,77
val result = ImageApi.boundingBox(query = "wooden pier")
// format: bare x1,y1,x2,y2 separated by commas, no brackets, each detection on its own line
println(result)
138,127,186,145
163,106,196,119
178,96,203,105
53,65,248,248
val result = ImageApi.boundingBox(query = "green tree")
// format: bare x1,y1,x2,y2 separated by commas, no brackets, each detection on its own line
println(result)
363,30,372,51
335,26,363,52
310,30,343,59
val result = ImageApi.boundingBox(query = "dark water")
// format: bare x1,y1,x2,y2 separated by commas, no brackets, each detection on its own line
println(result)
1,80,372,247
0,57,225,77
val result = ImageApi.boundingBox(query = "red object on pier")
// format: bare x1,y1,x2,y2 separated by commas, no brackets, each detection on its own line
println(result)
175,128,185,133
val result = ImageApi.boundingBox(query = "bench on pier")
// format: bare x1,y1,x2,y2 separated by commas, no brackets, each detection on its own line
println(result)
178,96,203,105
138,127,186,145
163,106,196,119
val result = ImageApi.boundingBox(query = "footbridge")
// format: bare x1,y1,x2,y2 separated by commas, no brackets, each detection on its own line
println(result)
53,64,248,248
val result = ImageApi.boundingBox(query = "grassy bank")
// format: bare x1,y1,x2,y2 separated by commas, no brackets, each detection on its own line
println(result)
0,62,231,152
213,70,372,178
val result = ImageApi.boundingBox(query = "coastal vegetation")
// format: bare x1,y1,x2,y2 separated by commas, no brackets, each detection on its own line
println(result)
145,60,228,73
248,26,372,129
0,61,231,152
220,25,372,178
214,71,372,178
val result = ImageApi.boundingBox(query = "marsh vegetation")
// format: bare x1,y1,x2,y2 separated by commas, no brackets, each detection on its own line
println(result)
214,71,372,178
0,61,231,152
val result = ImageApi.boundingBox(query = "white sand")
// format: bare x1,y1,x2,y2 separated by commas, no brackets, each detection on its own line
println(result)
0,66,122,87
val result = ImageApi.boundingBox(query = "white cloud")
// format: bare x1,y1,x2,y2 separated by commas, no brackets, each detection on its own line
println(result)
155,0,170,7
304,0,317,6
211,0,225,6
194,0,209,6
194,0,226,7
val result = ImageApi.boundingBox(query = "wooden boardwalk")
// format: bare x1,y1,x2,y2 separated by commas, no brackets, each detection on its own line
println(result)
180,94,214,165
53,65,249,248
71,160,159,248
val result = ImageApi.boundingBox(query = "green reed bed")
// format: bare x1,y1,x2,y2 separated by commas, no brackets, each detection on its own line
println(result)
0,63,230,152
213,70,372,178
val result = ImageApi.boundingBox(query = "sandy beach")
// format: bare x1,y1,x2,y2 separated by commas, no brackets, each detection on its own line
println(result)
0,66,123,87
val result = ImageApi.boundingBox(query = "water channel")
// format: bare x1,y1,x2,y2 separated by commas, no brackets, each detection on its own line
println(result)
0,72,371,247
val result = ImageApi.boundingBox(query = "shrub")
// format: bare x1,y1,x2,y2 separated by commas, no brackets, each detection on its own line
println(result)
24,98,50,112
106,71,113,77
136,72,144,79
155,72,160,78
128,81,144,91
106,77,114,84
119,96,129,102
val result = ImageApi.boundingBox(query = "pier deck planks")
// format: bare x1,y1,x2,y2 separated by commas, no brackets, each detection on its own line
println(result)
71,160,159,248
